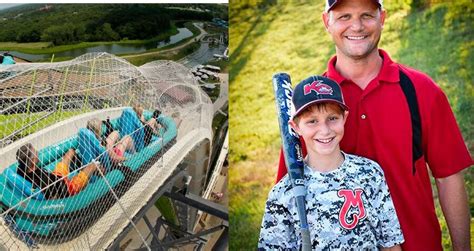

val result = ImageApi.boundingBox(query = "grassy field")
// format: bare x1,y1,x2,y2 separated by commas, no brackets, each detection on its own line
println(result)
0,110,85,140
207,59,229,73
125,41,201,66
0,23,180,55
229,1,473,250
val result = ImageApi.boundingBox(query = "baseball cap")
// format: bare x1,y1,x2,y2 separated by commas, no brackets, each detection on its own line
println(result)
325,0,383,12
291,75,348,120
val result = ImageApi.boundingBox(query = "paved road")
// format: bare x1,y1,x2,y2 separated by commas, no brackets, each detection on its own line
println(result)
213,73,228,115
179,42,227,68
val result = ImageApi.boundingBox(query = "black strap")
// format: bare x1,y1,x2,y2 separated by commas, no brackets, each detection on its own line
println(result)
399,68,423,174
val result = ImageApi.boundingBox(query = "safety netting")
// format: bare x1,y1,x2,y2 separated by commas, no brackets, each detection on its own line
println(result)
0,52,213,250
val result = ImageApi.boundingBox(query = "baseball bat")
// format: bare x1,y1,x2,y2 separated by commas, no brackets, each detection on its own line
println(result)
272,72,311,251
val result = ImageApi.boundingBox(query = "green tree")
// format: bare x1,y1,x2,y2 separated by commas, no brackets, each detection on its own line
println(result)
73,24,87,42
16,28,41,42
406,0,428,10
41,23,78,45
94,23,120,41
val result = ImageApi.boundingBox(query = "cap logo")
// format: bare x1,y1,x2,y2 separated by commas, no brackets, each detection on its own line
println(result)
303,80,333,95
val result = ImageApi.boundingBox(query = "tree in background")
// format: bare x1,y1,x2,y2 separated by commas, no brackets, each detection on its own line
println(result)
94,23,120,41
41,23,85,45
16,27,41,43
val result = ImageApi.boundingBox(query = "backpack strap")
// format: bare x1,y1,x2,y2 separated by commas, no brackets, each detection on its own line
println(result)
399,68,423,174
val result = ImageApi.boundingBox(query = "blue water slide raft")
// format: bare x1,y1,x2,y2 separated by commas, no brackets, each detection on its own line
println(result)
0,108,177,244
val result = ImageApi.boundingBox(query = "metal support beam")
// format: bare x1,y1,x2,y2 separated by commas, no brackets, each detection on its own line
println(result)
161,225,225,247
156,217,207,243
106,169,187,250
164,191,228,221
212,226,228,251
133,224,226,251
107,156,228,250
142,215,164,251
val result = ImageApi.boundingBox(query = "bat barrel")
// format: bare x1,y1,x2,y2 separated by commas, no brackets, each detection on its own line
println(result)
272,72,311,250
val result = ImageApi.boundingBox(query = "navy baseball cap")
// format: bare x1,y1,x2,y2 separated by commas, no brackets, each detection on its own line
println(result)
291,75,348,119
325,0,383,12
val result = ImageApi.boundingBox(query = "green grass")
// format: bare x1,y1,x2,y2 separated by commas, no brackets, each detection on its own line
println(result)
206,59,229,73
126,41,201,66
0,110,85,140
1,40,145,55
229,1,473,250
0,41,52,50
203,84,220,103
229,153,277,249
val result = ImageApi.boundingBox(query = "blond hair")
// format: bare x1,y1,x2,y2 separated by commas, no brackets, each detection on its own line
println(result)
87,118,102,139
133,105,144,117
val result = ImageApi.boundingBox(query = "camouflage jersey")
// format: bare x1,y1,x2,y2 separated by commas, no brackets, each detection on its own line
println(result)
258,152,404,250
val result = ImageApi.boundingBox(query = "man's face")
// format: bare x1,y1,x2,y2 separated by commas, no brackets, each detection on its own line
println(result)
322,0,385,60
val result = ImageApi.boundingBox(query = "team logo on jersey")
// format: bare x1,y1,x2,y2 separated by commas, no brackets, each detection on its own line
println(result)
337,188,366,230
303,80,333,96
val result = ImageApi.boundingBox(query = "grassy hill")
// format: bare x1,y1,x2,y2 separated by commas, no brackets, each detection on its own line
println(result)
229,1,473,250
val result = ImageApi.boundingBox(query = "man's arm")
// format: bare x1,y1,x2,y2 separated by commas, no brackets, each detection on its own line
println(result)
435,171,471,251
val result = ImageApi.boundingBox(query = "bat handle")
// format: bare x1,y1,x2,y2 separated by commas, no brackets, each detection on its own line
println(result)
295,195,311,250
301,229,311,251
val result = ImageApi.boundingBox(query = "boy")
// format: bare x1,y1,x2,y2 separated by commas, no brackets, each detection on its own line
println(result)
258,76,404,250
16,143,101,199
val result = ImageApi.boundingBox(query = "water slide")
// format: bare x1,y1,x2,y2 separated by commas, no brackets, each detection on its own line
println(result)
0,53,213,250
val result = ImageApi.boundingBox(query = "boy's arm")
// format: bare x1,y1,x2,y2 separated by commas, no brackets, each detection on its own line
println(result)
435,172,470,251
258,194,298,249
381,245,402,251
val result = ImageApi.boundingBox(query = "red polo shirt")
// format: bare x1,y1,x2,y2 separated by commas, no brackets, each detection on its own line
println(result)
276,49,472,250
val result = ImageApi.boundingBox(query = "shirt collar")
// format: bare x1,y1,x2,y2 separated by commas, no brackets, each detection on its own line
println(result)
325,49,399,84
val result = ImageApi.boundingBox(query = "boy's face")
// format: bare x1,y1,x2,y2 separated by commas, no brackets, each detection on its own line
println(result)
29,147,39,171
290,103,348,158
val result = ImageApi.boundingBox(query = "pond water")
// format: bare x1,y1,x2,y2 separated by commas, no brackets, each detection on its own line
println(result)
157,27,193,48
3,27,193,62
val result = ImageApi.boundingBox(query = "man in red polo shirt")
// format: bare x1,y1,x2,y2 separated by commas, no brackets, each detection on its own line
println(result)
276,0,472,250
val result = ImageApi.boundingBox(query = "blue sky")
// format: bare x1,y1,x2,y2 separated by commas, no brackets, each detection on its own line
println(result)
0,4,23,11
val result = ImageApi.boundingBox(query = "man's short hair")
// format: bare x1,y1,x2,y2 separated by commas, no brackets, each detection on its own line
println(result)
325,0,383,12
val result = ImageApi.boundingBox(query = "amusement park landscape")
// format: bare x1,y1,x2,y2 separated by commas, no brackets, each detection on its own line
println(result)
0,3,228,250
1,1,473,251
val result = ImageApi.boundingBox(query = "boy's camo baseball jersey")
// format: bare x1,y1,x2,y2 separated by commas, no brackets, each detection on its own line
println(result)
259,153,404,250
